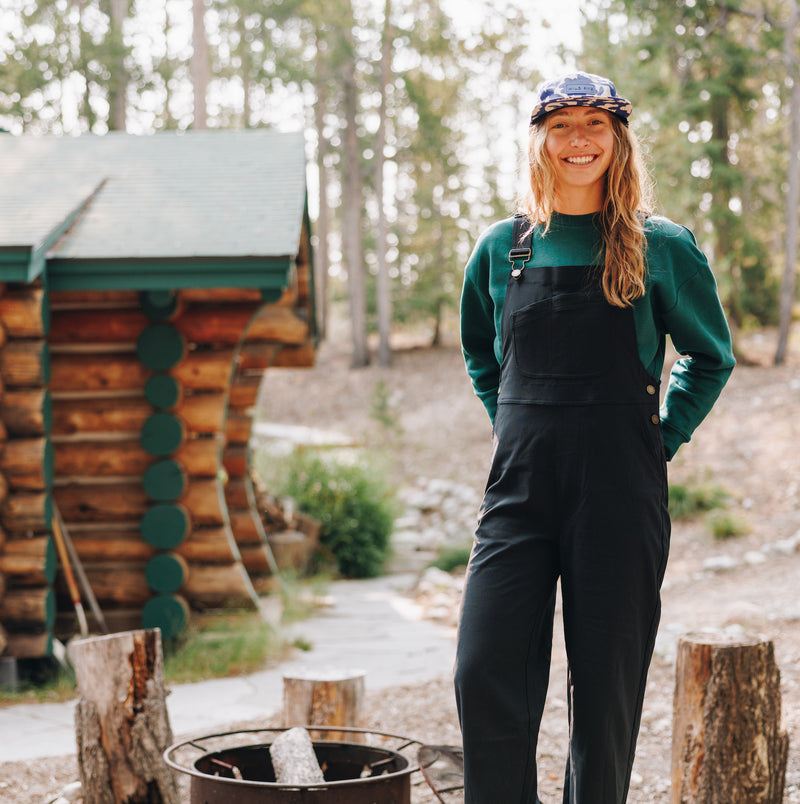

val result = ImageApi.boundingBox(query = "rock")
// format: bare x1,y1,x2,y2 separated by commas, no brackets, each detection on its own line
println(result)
44,781,82,804
269,727,326,785
702,554,739,572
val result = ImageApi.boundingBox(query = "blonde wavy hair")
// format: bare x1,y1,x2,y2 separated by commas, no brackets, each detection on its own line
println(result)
519,113,654,307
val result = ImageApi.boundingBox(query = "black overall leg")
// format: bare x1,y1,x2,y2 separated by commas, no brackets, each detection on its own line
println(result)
455,413,560,804
556,406,670,803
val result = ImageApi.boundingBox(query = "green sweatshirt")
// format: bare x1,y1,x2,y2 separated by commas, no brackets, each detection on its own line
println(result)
460,212,735,460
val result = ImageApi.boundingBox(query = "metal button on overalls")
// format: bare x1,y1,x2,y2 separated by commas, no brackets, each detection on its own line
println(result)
455,244,670,804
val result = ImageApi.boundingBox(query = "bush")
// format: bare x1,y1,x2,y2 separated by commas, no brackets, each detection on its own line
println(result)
432,543,473,573
270,451,396,579
707,510,750,541
668,481,728,520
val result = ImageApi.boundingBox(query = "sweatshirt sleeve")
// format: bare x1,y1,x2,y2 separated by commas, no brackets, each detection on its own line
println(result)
657,226,735,460
460,236,500,423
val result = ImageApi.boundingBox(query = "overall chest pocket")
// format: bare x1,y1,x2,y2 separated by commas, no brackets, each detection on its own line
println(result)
511,291,612,379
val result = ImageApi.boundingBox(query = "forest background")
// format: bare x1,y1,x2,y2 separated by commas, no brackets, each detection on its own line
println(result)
0,0,798,368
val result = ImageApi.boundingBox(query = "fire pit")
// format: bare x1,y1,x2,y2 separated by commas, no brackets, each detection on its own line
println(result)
164,726,420,804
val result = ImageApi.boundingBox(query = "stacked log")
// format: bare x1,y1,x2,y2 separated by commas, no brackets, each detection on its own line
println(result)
219,289,316,594
1,238,315,647
0,282,57,658
48,290,242,636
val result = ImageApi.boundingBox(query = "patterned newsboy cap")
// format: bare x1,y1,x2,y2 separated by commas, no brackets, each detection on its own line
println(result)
530,71,632,126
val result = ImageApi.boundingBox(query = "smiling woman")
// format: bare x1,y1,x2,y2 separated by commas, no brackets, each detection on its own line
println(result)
455,70,736,804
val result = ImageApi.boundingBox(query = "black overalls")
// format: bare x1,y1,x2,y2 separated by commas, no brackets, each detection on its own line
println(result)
454,216,671,803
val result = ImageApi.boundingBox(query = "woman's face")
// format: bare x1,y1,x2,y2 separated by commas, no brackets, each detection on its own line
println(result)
543,106,615,212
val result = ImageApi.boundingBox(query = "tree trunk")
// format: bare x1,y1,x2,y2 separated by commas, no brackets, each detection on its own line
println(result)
108,0,128,131
313,29,331,341
283,668,366,742
192,0,209,130
671,632,789,804
375,0,393,368
72,629,179,804
341,7,369,368
775,1,800,365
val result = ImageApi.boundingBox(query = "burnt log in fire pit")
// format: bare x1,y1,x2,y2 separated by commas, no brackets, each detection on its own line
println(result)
164,726,420,804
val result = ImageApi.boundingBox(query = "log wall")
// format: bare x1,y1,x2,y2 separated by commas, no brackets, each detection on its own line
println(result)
0,241,315,654
0,282,57,657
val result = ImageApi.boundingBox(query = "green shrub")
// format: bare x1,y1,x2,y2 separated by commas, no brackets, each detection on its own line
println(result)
432,543,473,573
707,510,750,541
270,451,396,579
668,481,728,520
370,379,403,436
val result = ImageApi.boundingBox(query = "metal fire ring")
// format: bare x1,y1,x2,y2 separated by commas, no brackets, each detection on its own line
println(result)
164,725,422,788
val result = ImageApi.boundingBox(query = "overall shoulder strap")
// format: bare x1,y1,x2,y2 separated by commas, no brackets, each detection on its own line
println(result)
509,213,533,279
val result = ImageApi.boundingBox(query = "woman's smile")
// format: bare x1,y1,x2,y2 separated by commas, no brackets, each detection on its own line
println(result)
564,154,600,165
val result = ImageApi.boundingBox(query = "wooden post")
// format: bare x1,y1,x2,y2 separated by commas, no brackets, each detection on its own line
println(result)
71,629,179,804
283,667,366,742
671,631,789,804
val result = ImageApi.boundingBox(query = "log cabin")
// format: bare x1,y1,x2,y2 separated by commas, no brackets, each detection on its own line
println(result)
0,130,316,655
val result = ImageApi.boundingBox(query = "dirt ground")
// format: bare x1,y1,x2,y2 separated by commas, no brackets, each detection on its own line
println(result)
1,321,799,803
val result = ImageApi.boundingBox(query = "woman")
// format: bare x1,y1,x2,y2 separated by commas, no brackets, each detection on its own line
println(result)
455,71,735,803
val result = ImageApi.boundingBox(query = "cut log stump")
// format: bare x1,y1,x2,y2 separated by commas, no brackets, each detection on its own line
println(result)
283,667,366,743
71,628,179,804
671,631,789,804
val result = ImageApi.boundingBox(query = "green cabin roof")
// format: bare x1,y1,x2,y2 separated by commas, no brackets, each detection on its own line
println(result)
0,130,310,293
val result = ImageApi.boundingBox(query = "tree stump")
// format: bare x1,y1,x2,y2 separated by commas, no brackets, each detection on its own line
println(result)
671,631,789,804
71,629,179,804
283,667,366,742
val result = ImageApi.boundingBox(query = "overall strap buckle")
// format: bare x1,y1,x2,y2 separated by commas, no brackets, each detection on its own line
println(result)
509,213,533,280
